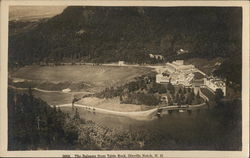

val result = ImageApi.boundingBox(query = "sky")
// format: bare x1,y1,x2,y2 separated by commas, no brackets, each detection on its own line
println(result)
9,6,67,21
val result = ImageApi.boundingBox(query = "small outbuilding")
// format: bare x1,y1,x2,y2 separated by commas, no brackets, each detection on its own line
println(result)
118,61,125,66
62,88,71,93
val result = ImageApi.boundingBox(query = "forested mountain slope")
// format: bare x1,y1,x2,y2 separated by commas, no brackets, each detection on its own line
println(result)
9,7,242,65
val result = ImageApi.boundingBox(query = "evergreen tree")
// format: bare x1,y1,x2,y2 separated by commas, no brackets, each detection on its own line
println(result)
158,85,167,94
190,90,195,101
8,89,81,150
167,82,175,94
73,108,80,121
119,95,123,102
215,88,224,104
178,88,183,94
183,88,187,94
28,86,33,97
175,93,179,104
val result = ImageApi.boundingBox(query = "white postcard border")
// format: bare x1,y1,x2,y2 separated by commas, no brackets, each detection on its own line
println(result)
0,1,249,158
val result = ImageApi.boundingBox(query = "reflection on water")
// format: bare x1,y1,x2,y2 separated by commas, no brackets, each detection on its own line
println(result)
13,88,207,131
62,106,144,129
61,106,205,131
9,87,241,150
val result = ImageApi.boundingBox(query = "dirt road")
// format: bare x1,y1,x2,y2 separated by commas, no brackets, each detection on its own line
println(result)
56,103,159,121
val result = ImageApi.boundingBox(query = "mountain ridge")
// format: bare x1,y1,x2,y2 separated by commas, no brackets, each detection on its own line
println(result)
9,6,242,65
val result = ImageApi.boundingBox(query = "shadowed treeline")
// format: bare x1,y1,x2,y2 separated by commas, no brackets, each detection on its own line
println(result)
8,88,241,150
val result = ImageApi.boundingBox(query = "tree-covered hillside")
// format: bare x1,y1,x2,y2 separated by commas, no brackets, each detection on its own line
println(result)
8,88,242,150
9,7,242,65
8,88,83,150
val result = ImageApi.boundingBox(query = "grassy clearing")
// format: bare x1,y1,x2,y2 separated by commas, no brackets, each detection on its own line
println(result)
10,65,152,92
76,97,154,112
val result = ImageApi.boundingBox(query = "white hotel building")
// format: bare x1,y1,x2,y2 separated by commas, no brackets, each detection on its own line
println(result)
156,60,195,87
156,60,226,96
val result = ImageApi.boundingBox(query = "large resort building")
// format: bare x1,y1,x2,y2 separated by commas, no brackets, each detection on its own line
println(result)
156,60,226,96
167,60,195,72
156,60,196,87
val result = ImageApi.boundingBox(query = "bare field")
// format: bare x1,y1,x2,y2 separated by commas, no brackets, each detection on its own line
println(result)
76,97,154,112
10,65,152,92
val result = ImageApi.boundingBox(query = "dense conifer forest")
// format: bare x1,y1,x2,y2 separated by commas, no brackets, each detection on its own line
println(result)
8,88,241,150
9,8,241,61
8,7,242,86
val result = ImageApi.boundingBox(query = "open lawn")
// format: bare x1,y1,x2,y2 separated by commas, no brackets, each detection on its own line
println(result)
10,65,153,92
76,97,154,112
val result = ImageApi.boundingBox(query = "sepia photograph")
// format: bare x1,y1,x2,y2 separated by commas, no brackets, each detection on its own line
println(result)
0,1,249,157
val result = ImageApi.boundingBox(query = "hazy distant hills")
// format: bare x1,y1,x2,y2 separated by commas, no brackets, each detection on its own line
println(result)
9,6,66,21
9,6,242,65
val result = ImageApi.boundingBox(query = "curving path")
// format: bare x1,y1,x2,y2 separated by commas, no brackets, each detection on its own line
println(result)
8,85,93,95
55,88,209,121
55,103,158,121
10,84,210,121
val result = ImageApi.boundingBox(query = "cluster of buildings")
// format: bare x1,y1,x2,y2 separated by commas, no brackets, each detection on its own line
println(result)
118,61,125,66
156,60,226,96
203,77,226,96
166,60,195,73
176,48,189,55
156,60,196,87
148,54,164,60
148,48,189,61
